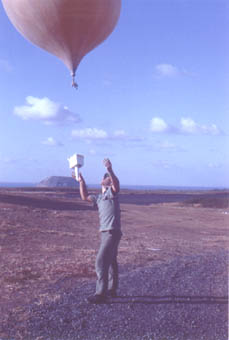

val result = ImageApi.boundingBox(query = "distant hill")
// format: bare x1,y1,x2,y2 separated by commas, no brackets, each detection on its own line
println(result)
37,176,78,188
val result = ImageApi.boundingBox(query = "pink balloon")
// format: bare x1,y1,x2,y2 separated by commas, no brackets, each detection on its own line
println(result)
2,0,121,87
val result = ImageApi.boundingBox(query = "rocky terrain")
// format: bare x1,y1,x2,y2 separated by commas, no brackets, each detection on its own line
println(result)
0,188,228,339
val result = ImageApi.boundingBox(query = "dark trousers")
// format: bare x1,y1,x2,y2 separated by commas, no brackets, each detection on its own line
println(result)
95,229,122,296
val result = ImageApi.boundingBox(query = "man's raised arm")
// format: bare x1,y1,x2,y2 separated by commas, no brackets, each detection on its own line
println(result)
104,158,120,194
77,173,93,202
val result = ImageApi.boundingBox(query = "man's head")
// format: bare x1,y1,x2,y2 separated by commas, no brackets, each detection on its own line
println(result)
101,172,112,192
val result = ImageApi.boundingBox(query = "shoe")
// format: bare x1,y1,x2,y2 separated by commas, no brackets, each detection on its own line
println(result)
107,290,117,297
87,294,107,304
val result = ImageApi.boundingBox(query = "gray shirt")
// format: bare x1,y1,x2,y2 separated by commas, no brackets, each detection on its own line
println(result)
90,187,121,232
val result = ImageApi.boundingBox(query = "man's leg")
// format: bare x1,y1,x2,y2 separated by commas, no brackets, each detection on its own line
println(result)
95,231,115,296
108,230,122,294
108,258,118,294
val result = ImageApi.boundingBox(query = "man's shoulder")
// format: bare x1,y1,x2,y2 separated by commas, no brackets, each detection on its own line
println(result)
88,193,99,203
106,187,119,199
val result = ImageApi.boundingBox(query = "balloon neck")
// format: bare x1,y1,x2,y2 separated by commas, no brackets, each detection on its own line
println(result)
71,73,78,89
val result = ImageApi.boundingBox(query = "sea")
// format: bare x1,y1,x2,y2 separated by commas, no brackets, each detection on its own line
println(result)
0,182,227,191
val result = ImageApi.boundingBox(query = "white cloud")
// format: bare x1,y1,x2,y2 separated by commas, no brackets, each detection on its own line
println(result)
112,130,144,142
0,59,12,72
150,117,222,136
180,118,197,134
155,63,179,77
159,141,176,149
72,128,108,140
151,117,170,133
151,160,174,169
0,156,19,164
146,139,185,152
89,149,96,155
0,156,39,164
41,137,63,147
180,118,221,135
113,130,126,137
208,162,223,169
158,140,184,151
71,128,144,146
14,96,81,125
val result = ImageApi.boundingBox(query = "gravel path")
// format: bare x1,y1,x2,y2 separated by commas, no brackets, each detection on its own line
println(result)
1,250,228,340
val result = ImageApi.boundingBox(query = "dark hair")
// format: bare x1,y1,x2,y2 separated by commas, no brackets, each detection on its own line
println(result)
103,172,110,180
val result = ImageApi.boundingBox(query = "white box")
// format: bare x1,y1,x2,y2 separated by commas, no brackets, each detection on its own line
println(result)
68,154,84,169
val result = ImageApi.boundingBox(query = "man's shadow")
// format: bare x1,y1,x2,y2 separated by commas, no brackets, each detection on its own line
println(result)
107,295,228,305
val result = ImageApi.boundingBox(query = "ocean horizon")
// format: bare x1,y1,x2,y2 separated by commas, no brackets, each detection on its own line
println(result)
0,182,228,191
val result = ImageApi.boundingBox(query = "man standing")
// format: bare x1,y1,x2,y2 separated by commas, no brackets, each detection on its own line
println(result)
76,158,122,304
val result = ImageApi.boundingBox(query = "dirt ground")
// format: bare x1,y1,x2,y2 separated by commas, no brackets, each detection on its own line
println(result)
0,187,228,339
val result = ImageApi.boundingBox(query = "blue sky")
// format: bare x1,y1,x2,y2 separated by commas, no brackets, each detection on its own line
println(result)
0,0,228,187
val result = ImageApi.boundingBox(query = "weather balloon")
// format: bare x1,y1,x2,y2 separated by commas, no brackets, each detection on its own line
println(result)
2,0,121,88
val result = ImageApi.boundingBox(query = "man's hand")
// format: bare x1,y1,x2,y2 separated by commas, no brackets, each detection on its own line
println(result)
103,158,120,193
72,171,84,183
77,172,92,202
72,171,76,180
103,158,112,171
78,173,84,183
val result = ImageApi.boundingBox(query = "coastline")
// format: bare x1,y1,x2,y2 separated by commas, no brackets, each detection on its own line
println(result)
0,181,228,192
